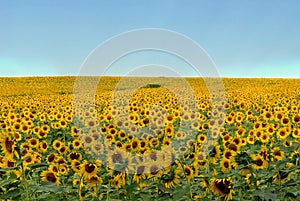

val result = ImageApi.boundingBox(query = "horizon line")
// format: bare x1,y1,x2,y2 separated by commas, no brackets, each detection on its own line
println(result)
0,75,300,79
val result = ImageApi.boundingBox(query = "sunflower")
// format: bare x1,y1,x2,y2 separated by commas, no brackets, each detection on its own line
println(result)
48,164,60,174
183,165,194,182
82,135,94,146
273,170,290,183
277,127,290,139
251,154,268,170
147,161,163,180
92,143,104,154
197,134,206,144
271,147,284,161
0,157,16,169
52,140,63,151
107,148,132,173
59,164,69,175
72,139,82,149
80,160,101,179
149,137,160,148
210,178,234,201
281,117,290,126
85,174,103,185
46,153,57,164
38,141,48,153
58,145,68,155
11,132,22,141
260,132,270,143
71,126,80,137
163,168,181,189
41,170,60,185
223,149,235,160
220,158,231,173
247,136,255,145
292,114,300,124
111,173,126,189
133,164,146,183
0,134,15,158
71,160,81,173
229,140,242,152
292,128,300,139
68,152,82,162
29,138,39,149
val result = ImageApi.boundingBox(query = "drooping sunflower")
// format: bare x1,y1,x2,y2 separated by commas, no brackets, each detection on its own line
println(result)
71,160,81,173
163,168,181,189
85,174,103,186
182,165,194,182
272,146,284,161
110,172,126,189
68,152,82,162
210,178,234,201
273,170,290,183
0,134,16,158
41,170,60,185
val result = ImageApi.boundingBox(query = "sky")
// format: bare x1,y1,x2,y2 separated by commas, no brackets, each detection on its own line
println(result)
0,0,300,78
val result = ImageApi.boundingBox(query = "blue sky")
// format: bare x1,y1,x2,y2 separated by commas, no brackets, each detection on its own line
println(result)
0,0,300,77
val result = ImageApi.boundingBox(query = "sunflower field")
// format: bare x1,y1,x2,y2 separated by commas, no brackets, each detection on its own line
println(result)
0,76,299,201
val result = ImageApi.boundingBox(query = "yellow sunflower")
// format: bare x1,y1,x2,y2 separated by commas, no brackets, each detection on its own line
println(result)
0,133,16,158
251,154,268,170
80,160,101,179
41,170,60,185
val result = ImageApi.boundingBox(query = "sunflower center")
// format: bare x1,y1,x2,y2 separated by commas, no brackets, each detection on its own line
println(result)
70,153,80,160
150,153,157,161
8,161,15,167
150,165,159,175
132,141,138,149
278,170,289,180
215,180,231,194
136,165,145,176
228,144,237,152
85,164,96,173
5,138,14,153
256,159,263,166
112,153,123,163
48,154,55,162
46,173,57,183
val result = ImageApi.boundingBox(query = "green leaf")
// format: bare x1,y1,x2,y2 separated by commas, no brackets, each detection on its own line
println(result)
173,185,190,200
28,162,49,169
0,188,21,199
253,190,277,200
30,182,63,193
0,174,17,187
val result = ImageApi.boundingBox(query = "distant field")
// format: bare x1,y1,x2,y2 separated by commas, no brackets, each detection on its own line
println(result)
0,77,299,201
